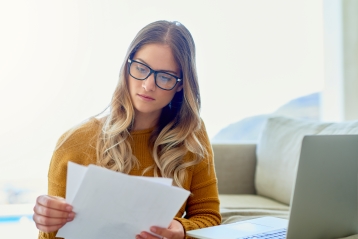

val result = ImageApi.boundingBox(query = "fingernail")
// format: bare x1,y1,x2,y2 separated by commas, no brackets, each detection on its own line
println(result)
150,227,156,233
140,232,147,238
67,212,75,221
66,205,72,211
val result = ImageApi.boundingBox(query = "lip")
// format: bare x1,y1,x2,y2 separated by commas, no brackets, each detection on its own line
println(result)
137,94,155,101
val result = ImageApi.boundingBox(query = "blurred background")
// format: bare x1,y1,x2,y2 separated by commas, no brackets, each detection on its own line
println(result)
1,0,357,237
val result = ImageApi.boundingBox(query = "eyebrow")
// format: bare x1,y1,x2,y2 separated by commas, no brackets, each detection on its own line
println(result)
135,58,179,75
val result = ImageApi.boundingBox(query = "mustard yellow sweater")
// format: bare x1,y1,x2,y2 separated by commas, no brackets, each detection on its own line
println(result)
38,119,221,239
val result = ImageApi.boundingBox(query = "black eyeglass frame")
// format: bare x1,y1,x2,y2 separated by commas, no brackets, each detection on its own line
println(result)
127,59,182,91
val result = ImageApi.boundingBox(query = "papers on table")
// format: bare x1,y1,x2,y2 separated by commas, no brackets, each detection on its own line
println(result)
57,162,190,239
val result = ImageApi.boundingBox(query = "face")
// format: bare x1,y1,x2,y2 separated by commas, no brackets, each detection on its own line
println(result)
128,43,183,119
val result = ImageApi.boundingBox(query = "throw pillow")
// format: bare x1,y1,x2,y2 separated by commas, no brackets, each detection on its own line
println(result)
255,116,358,205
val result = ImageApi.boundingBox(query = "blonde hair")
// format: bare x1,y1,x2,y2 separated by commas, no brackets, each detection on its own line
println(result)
60,20,208,187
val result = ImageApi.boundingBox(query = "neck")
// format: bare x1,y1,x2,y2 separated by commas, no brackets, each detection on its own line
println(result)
132,110,161,131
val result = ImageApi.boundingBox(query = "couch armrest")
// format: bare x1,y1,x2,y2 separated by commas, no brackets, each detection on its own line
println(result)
212,144,257,195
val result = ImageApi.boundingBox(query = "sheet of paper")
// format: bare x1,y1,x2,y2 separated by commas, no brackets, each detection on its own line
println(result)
57,162,190,239
135,175,173,186
66,162,172,203
66,162,87,204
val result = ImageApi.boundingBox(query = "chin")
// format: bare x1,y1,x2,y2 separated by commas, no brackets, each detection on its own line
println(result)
135,106,161,115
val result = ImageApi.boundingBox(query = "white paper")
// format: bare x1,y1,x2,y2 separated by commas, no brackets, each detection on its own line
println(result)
66,162,87,204
135,175,173,186
57,162,190,239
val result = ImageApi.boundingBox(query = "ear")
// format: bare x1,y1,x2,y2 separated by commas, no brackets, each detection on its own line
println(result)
176,85,183,92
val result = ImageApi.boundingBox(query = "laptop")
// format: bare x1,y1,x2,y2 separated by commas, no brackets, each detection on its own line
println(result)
187,135,358,239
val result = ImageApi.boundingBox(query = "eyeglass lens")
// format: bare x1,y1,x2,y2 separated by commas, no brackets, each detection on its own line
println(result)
129,61,178,90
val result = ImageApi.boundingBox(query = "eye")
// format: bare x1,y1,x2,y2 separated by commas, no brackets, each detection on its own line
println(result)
157,73,176,85
135,65,148,74
158,74,172,82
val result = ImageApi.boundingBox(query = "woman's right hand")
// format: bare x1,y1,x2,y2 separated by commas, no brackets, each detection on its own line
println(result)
33,195,75,233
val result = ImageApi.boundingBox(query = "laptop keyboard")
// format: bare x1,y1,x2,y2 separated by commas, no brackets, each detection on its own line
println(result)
240,228,287,239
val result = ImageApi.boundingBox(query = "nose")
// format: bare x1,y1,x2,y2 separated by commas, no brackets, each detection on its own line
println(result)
142,73,156,91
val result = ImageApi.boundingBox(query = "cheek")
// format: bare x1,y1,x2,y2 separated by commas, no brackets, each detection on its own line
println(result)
128,77,140,93
163,91,177,103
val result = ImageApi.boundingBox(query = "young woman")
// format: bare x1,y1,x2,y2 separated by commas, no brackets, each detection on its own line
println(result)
33,20,221,239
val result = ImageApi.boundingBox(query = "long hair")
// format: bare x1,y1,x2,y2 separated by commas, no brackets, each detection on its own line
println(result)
89,20,207,187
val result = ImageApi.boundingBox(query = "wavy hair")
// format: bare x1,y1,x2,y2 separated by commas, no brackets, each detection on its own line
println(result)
97,21,207,187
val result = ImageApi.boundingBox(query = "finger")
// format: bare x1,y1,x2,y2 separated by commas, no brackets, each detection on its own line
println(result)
135,234,144,239
36,195,72,212
137,232,161,239
34,204,75,219
33,213,69,226
151,227,174,239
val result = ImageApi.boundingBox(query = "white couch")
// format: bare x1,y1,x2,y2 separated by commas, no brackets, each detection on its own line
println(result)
212,116,358,226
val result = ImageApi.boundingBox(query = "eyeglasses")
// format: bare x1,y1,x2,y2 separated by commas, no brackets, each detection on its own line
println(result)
127,59,182,91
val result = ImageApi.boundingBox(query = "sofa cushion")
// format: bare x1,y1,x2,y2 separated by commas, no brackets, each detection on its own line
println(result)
255,116,358,205
213,144,256,195
219,194,289,211
219,194,289,224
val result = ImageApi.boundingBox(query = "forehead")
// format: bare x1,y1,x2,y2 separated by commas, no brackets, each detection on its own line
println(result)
132,43,180,74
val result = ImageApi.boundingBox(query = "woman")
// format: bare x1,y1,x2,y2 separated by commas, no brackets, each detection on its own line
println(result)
33,20,221,239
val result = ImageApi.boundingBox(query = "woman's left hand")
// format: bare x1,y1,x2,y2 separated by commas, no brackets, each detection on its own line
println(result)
136,219,185,239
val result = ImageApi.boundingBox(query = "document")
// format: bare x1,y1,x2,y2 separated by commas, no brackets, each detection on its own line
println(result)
57,162,190,239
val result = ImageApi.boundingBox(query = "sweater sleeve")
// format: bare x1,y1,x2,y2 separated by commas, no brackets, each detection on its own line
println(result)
175,121,222,238
38,138,74,239
37,151,68,239
38,120,99,239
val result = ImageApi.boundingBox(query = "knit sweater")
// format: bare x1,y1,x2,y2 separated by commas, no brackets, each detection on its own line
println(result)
38,118,221,239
